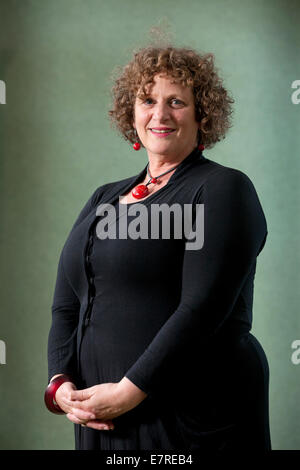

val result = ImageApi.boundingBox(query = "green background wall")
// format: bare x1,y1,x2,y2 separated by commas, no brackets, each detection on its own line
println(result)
0,0,299,450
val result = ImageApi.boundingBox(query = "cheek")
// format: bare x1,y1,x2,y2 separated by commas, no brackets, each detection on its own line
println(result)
176,117,195,133
177,108,195,125
135,111,149,129
182,112,198,132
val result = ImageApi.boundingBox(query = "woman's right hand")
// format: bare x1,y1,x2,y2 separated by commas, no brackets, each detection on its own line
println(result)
53,376,114,430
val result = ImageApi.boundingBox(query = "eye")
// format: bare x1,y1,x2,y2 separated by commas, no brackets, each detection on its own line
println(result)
143,98,154,105
170,98,184,106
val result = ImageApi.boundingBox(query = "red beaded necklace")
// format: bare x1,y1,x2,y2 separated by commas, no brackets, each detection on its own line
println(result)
131,162,180,199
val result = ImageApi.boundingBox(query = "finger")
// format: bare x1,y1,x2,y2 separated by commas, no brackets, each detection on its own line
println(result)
66,412,115,430
69,388,93,401
61,396,90,411
60,404,73,415
66,413,89,426
70,407,96,421
85,420,115,431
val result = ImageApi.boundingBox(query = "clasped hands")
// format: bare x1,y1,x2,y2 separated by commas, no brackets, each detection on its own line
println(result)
56,377,147,431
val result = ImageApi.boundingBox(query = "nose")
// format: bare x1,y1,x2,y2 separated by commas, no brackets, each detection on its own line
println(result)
152,101,171,122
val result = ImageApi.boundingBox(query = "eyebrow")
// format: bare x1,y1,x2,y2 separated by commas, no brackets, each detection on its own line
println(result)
137,93,185,100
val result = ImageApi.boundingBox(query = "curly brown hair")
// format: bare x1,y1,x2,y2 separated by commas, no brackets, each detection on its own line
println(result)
109,45,234,149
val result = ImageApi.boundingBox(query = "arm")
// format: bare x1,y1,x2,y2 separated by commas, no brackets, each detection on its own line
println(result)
47,248,80,383
47,185,107,383
124,169,268,394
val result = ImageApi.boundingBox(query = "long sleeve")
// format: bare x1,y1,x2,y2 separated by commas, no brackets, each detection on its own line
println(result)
47,185,106,383
125,168,268,394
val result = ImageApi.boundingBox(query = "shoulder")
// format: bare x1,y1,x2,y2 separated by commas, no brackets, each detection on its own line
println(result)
193,159,266,225
197,158,260,199
183,155,258,199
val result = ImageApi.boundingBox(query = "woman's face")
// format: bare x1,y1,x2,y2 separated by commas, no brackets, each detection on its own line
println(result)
133,74,200,161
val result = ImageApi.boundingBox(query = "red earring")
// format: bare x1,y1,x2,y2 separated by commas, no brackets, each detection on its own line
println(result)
133,142,141,151
198,144,205,151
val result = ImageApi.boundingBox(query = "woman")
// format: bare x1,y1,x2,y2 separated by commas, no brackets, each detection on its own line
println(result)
45,45,271,450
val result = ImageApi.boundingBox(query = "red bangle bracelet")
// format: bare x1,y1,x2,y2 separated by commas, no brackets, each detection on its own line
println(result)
44,374,73,414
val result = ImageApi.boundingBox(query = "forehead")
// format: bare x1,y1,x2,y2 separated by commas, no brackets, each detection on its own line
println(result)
140,74,193,97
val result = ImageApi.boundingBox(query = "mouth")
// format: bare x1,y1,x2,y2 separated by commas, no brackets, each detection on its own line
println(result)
149,128,176,137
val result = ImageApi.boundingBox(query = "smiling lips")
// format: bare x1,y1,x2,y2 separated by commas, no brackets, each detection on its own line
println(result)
149,127,176,137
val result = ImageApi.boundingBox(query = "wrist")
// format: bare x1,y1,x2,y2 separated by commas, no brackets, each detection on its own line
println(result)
116,377,147,411
44,374,73,414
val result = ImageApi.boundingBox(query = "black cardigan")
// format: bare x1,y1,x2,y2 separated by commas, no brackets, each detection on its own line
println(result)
47,147,268,393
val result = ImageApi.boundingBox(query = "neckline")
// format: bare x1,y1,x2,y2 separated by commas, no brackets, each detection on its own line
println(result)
119,146,203,206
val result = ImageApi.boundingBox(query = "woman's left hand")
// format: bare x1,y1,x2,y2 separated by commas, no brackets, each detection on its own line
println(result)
61,377,147,430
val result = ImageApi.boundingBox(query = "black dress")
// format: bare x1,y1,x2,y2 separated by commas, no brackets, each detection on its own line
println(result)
47,147,271,450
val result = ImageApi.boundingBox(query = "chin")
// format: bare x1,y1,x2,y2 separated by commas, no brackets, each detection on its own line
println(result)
146,142,178,156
